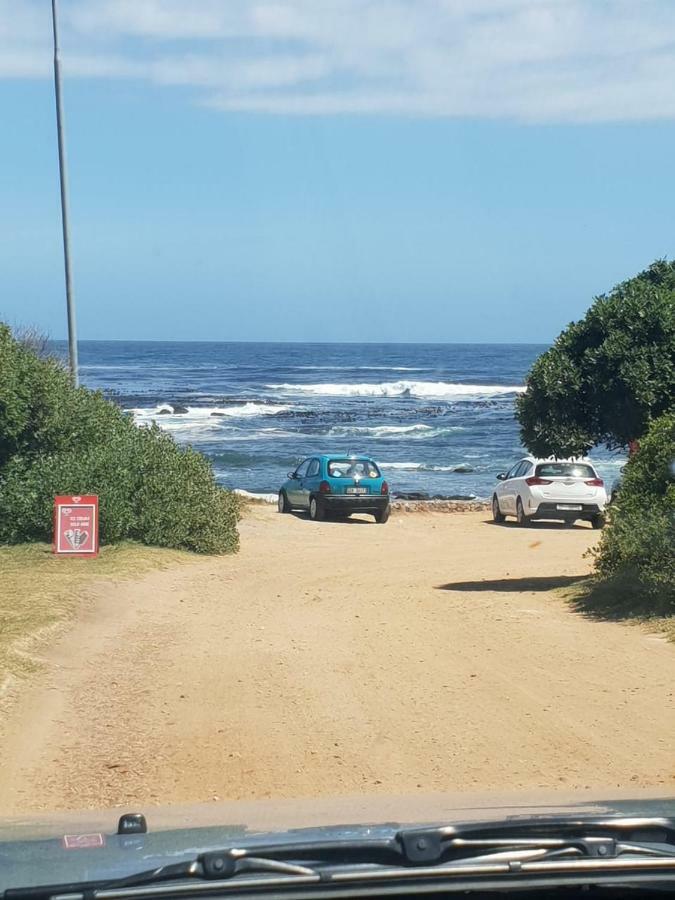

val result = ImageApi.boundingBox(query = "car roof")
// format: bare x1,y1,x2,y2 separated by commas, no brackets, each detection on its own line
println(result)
514,456,597,469
318,453,376,462
528,456,594,464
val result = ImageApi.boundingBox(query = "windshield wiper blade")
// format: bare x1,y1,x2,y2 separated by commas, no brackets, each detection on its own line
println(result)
3,857,320,900
3,840,398,900
396,815,675,864
5,816,675,899
112,852,320,887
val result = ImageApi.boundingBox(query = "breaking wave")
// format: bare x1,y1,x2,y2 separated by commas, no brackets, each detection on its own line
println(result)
127,402,290,420
327,423,464,439
379,461,473,472
267,380,524,399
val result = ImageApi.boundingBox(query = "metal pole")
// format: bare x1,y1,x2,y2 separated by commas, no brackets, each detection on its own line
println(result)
51,0,79,386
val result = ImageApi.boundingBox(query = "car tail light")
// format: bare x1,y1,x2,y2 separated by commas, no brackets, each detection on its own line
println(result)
585,478,604,487
525,477,553,486
319,480,331,494
381,481,389,495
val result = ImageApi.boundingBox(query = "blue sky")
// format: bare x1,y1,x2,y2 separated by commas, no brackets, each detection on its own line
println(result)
1,0,675,342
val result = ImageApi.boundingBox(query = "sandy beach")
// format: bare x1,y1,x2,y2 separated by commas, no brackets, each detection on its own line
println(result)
1,505,673,815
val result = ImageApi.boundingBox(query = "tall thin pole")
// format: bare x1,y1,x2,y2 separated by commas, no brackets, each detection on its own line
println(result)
51,0,79,387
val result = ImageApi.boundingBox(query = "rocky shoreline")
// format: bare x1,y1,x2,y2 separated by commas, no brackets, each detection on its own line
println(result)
391,498,490,512
391,498,490,513
238,491,490,513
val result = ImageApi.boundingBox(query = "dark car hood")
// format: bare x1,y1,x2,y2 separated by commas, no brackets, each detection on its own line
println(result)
2,787,674,891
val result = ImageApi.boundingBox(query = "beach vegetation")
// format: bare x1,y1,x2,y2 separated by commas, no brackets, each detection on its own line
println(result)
0,323,240,553
583,412,674,615
516,259,675,457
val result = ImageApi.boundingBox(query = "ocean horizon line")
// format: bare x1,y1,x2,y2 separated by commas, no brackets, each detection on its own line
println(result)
48,338,550,347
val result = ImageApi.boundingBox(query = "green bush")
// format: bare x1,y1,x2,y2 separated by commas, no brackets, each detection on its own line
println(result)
516,259,675,456
0,324,126,468
0,324,240,553
590,413,675,614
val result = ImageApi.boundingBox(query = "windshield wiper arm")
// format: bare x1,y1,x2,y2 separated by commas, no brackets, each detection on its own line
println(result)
112,851,320,887
396,815,675,864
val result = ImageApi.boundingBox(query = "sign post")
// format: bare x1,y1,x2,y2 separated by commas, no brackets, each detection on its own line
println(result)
53,495,99,557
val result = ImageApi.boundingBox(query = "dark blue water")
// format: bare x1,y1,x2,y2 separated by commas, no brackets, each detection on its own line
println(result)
56,342,624,500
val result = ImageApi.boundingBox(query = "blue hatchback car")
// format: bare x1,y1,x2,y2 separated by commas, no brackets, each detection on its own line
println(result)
278,454,390,523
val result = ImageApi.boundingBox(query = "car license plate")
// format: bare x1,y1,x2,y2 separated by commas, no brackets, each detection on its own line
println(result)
347,487,368,494
557,504,582,511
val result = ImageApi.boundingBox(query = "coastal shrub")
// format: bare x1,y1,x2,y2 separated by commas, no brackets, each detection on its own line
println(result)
586,414,675,615
0,323,124,468
132,427,241,554
516,259,675,456
0,324,240,553
0,439,137,545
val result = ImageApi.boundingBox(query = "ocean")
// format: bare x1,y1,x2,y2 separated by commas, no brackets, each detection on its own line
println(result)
57,341,625,501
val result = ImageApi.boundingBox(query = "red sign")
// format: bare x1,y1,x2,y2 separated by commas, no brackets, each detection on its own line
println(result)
53,495,99,556
62,832,106,850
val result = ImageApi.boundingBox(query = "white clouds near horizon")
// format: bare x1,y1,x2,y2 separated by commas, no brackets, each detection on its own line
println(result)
2,0,675,122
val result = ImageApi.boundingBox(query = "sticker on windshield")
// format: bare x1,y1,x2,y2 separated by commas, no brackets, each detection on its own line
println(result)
62,833,106,850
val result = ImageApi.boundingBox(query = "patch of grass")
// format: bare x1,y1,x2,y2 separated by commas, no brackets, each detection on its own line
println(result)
0,542,193,691
563,575,675,644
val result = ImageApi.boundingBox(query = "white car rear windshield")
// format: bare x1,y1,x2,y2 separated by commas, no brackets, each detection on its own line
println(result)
535,462,596,478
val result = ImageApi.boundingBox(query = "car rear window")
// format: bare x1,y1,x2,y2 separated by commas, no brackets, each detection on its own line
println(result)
535,462,596,478
328,459,380,478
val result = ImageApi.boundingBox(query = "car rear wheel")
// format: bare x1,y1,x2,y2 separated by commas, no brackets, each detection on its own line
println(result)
492,494,505,523
591,513,606,530
278,490,291,514
309,496,325,522
516,497,530,527
374,505,390,524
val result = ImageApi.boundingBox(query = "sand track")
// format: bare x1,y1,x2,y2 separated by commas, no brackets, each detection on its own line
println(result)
1,507,673,813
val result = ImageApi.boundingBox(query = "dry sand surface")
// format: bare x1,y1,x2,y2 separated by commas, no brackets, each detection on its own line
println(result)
0,506,673,814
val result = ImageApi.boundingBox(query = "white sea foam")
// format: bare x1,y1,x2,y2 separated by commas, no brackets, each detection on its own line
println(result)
267,380,524,399
327,424,464,439
234,489,277,504
214,403,290,418
379,461,460,472
127,402,290,420
156,422,225,436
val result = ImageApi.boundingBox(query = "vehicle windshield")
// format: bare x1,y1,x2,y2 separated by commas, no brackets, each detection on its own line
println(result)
535,463,596,478
1,1,673,895
328,459,380,478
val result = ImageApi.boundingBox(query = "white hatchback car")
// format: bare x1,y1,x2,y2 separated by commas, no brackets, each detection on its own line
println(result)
492,457,608,528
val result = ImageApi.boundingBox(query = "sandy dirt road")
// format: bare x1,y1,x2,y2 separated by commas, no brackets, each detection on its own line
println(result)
0,507,673,814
